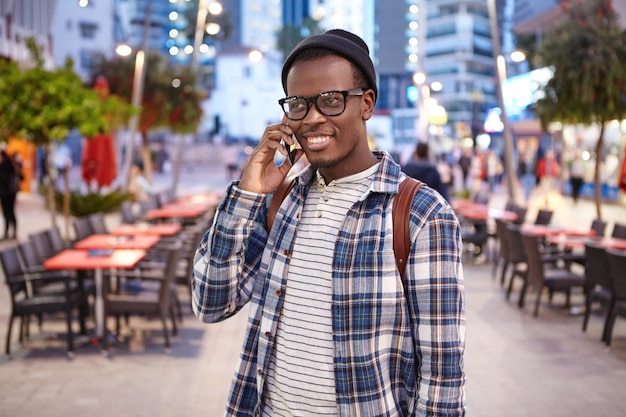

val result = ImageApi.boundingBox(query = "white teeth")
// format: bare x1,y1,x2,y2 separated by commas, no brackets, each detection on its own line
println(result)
307,136,330,144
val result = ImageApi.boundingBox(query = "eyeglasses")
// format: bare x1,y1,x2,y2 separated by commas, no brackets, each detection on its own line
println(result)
278,88,366,121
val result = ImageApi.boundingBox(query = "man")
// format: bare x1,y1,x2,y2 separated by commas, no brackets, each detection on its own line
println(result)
402,142,450,201
192,29,466,416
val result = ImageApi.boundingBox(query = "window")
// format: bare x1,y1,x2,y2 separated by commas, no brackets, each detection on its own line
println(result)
79,22,98,39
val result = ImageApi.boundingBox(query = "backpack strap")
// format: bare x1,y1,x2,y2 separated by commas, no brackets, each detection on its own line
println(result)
266,175,423,278
393,177,424,279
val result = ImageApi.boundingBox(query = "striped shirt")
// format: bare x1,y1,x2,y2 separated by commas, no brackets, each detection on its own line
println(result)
263,165,379,416
192,151,466,417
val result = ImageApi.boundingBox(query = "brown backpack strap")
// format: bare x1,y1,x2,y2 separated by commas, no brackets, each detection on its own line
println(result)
267,178,296,233
393,178,424,279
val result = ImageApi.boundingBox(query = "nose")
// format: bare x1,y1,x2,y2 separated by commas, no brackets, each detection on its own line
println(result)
302,101,327,124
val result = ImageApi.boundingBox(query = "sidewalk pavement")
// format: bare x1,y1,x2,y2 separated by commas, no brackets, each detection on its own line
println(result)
1,161,626,416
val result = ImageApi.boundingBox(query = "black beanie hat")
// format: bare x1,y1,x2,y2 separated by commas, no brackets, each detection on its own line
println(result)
281,29,377,102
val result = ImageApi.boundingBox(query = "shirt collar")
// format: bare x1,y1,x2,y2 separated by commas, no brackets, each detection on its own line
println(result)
295,150,403,195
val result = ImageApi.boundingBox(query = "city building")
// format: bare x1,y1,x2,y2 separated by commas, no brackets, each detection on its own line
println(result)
0,0,57,66
51,0,116,81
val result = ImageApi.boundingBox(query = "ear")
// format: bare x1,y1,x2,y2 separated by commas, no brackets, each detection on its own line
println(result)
361,89,375,121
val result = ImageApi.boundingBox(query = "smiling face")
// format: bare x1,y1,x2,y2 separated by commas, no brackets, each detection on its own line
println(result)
285,54,377,183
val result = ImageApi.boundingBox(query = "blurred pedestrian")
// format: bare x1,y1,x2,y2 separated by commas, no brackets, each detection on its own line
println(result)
518,149,536,203
567,148,585,203
0,149,20,239
128,162,152,203
536,148,560,206
403,142,450,201
458,148,473,189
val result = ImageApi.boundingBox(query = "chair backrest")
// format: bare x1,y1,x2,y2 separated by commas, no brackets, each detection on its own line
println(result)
120,201,136,224
495,219,510,262
534,209,553,225
72,217,94,241
584,242,612,291
46,225,68,253
88,213,109,234
505,223,526,264
159,243,183,311
590,219,607,238
512,206,527,225
18,240,44,269
0,245,28,296
473,193,489,205
606,249,626,300
140,194,160,212
520,232,545,289
504,200,517,212
29,230,57,260
611,223,626,239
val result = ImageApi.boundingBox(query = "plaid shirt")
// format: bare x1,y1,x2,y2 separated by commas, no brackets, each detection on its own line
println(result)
192,151,466,416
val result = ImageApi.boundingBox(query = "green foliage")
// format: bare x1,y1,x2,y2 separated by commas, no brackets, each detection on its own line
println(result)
50,188,133,217
534,0,626,128
276,17,325,58
89,52,203,134
0,38,131,145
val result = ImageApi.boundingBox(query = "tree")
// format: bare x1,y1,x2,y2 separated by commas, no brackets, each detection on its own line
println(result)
276,17,324,58
0,38,130,234
534,0,626,220
90,52,203,186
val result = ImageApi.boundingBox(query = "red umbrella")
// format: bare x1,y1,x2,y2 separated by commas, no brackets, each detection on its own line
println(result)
619,147,626,193
81,76,118,189
81,133,118,189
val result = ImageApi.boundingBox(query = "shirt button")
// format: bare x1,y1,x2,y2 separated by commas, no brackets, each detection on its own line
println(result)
257,369,263,375
283,249,289,256
264,331,270,337
276,290,282,296
316,211,322,217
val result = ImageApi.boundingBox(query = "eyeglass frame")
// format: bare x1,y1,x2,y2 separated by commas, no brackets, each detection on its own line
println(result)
278,88,367,121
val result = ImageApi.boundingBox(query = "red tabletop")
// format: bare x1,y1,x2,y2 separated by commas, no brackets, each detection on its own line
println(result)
453,203,518,221
74,234,161,250
44,249,146,270
549,235,626,250
146,204,208,219
175,192,222,205
522,224,597,238
111,223,182,236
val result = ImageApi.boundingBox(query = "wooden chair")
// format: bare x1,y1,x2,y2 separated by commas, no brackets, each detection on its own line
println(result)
610,223,626,239
0,245,86,357
505,224,530,307
520,232,585,317
534,209,553,225
581,243,612,337
120,201,137,224
604,249,626,346
103,242,182,351
72,217,94,241
590,219,607,238
88,212,109,234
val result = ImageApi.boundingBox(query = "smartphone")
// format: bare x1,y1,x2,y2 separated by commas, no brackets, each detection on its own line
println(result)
284,135,300,165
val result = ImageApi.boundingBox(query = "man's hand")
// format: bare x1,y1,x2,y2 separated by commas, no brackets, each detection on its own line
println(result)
238,117,302,194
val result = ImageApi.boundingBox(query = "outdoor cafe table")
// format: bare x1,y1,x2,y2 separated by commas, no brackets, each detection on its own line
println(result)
548,235,626,250
111,223,182,237
74,234,161,250
521,224,597,238
145,202,213,221
174,191,223,206
44,249,147,344
452,201,518,222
